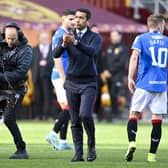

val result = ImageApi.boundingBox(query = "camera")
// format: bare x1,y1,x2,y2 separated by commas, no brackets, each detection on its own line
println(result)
0,33,6,45
0,95,8,123
0,90,17,123
0,95,10,124
0,108,4,123
0,40,7,59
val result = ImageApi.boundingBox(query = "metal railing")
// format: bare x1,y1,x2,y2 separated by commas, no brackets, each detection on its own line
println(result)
132,0,168,14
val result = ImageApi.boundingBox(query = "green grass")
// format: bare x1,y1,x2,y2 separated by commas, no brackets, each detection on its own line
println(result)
0,121,168,168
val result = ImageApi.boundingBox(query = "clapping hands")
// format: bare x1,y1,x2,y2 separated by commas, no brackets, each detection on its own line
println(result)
62,33,76,47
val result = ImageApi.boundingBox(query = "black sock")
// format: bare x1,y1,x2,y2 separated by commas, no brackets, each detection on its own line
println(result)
60,110,70,139
53,109,70,138
150,119,162,154
53,114,63,133
127,117,137,142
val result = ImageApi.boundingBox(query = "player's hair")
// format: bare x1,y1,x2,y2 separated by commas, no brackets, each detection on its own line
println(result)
62,9,75,16
76,8,91,20
147,14,165,28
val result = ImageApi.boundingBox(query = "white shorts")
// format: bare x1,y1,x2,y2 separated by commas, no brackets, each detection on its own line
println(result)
52,78,67,104
130,88,167,114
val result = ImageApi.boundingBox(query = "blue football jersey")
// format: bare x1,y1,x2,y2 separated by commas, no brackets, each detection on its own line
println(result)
51,27,69,80
132,31,168,92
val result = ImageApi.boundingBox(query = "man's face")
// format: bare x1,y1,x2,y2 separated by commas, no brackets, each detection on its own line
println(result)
39,32,50,45
63,14,75,31
75,11,88,30
5,27,18,48
110,31,121,44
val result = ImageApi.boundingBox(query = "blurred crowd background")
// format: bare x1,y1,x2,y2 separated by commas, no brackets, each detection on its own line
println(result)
0,0,168,122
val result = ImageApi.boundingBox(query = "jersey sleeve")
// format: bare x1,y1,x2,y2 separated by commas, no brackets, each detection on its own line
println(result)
52,29,65,50
131,35,142,52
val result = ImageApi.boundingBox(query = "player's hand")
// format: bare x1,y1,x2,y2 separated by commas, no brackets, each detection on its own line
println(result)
128,78,136,94
68,33,76,44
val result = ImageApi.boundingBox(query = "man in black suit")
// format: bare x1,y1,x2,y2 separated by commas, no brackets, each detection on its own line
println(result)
31,32,54,120
53,8,102,162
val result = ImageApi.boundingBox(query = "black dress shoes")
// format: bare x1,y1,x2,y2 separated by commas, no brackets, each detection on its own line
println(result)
71,155,84,162
87,147,96,161
9,149,29,159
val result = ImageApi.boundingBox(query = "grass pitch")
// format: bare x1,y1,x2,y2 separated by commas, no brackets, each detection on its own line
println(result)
0,120,168,168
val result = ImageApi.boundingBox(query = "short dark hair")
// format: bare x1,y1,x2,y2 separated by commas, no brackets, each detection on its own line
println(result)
147,14,165,28
62,9,75,16
76,8,91,20
111,29,122,35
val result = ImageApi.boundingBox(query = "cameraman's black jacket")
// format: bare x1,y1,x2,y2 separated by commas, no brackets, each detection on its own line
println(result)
0,36,32,95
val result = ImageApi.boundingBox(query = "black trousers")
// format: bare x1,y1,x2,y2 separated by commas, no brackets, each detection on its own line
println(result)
107,79,121,118
64,80,96,156
33,76,53,119
3,95,26,150
94,76,103,120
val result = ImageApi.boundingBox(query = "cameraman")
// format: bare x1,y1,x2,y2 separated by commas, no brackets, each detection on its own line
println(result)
0,22,32,159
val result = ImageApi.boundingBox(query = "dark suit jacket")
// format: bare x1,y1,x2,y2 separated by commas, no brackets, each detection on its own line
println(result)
53,27,102,84
31,45,54,84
